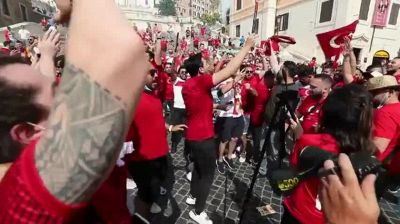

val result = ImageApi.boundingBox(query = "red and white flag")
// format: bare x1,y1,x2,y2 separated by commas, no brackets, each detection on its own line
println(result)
316,20,359,62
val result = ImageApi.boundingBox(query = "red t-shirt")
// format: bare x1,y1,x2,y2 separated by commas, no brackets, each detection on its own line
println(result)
154,64,169,101
165,76,174,101
251,77,270,126
0,47,10,55
193,37,200,46
0,141,87,223
90,166,131,224
125,92,169,161
297,96,324,134
182,75,214,141
373,103,400,161
241,75,259,114
160,40,168,51
284,134,340,224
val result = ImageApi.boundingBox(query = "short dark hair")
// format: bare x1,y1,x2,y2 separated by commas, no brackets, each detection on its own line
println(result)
297,64,314,77
3,41,11,47
313,74,333,88
183,53,203,77
282,61,297,79
0,56,49,163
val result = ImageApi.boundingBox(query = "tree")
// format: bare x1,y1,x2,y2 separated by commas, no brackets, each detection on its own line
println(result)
199,12,221,26
158,0,177,16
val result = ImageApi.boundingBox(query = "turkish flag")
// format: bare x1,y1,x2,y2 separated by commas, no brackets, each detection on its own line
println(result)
316,20,359,61
260,35,296,56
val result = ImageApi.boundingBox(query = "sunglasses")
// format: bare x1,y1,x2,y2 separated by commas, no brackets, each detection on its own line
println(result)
246,71,253,74
150,69,158,77
26,122,46,131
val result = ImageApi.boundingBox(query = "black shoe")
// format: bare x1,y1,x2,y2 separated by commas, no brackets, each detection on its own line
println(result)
223,157,235,169
216,160,225,174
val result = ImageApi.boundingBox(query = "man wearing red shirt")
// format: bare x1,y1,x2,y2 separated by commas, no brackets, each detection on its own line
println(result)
0,0,149,222
182,35,255,224
125,69,186,219
387,57,400,83
368,75,400,194
296,74,332,136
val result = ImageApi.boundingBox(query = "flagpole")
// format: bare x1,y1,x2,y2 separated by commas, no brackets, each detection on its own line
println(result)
369,25,376,53
251,0,259,34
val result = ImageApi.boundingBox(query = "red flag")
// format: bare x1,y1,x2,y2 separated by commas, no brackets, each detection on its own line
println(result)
316,20,359,61
260,35,296,56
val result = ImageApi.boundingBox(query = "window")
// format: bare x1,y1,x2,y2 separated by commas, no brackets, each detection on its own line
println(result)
236,0,242,10
1,0,10,16
226,9,230,25
319,0,334,23
275,13,289,32
20,4,28,21
389,3,400,25
236,25,240,37
254,18,259,34
359,0,371,21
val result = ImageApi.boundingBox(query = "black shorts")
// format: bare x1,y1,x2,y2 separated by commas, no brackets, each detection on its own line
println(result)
220,116,244,142
127,156,168,203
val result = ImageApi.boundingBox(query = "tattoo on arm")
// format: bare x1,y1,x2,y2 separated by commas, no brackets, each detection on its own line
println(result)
35,63,128,204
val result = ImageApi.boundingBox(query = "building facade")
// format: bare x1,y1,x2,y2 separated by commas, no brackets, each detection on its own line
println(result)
228,0,277,39
228,0,400,67
0,0,35,27
190,0,212,18
275,0,400,67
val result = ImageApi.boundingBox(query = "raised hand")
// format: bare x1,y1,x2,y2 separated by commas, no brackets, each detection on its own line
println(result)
38,29,60,58
341,36,352,57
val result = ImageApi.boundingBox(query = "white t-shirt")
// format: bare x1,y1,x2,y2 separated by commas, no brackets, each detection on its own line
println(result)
218,79,243,118
18,29,30,40
173,77,186,109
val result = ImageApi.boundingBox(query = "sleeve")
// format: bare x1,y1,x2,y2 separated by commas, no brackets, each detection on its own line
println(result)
289,137,307,168
373,110,397,139
201,75,214,90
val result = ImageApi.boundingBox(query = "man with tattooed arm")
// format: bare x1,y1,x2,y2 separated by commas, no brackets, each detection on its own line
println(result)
0,0,149,222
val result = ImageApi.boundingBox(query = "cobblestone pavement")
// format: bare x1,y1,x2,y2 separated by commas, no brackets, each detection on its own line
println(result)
127,143,400,224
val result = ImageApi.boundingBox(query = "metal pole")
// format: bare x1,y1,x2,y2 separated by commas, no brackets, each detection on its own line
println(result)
369,26,376,53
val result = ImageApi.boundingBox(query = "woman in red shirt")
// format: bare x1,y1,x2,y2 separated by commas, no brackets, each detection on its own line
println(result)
283,84,375,224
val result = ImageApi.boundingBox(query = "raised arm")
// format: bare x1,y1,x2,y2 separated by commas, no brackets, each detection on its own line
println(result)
212,35,255,85
154,35,162,66
35,0,148,204
342,37,355,84
37,29,60,79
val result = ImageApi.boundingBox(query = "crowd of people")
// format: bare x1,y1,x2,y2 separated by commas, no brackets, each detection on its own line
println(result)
0,0,399,224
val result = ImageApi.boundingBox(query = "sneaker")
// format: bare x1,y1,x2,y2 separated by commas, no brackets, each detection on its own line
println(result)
231,153,237,159
223,157,235,169
216,160,225,174
150,203,162,214
186,172,192,181
189,210,213,224
388,185,400,194
186,194,196,205
239,155,246,163
126,178,137,190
